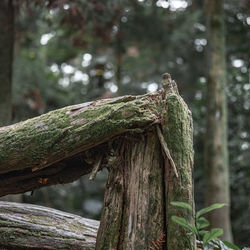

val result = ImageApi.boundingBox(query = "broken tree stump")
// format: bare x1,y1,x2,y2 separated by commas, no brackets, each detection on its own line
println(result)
97,74,195,249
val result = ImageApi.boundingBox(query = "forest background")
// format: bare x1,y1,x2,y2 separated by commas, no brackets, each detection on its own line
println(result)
0,0,249,247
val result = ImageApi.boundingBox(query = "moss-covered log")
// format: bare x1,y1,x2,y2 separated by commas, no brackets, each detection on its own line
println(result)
0,201,99,249
0,95,158,197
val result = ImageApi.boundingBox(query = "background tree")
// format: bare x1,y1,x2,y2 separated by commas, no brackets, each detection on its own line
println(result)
1,0,249,247
0,0,14,126
204,0,232,241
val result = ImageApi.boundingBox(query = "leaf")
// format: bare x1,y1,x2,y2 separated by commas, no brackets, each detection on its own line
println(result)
171,216,198,236
199,230,209,236
223,240,241,250
203,228,224,245
197,217,210,230
170,201,193,211
196,203,227,218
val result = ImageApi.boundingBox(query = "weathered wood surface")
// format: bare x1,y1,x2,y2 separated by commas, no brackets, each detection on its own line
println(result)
0,201,99,249
0,94,159,197
96,129,165,249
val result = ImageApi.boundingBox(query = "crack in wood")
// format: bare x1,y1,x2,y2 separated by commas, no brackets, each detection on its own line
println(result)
156,125,179,178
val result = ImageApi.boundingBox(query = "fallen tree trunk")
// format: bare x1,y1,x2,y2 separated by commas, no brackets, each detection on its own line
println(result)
0,201,99,249
0,95,158,197
0,95,157,175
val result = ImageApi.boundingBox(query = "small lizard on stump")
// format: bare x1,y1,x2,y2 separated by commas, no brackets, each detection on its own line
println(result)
161,73,179,95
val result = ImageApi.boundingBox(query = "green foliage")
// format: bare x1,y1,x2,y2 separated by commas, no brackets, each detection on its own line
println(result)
203,228,224,245
170,201,193,211
171,202,240,250
196,203,227,219
171,216,198,236
196,217,210,230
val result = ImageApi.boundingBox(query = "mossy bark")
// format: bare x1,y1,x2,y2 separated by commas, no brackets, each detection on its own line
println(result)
163,94,195,249
205,0,232,241
0,201,99,249
0,96,156,175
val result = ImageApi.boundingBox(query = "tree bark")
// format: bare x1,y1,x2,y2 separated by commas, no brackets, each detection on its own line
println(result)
205,0,233,241
96,130,165,249
0,0,14,127
0,201,98,249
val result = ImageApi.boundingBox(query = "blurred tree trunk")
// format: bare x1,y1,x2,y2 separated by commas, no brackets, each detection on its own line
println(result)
0,0,23,203
0,0,14,127
114,20,124,96
205,0,232,241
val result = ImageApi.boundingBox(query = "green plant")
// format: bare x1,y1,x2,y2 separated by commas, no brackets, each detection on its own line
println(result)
170,201,240,250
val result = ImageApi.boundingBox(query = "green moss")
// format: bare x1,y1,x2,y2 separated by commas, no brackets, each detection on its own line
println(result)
163,94,193,186
161,93,195,249
0,97,156,174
